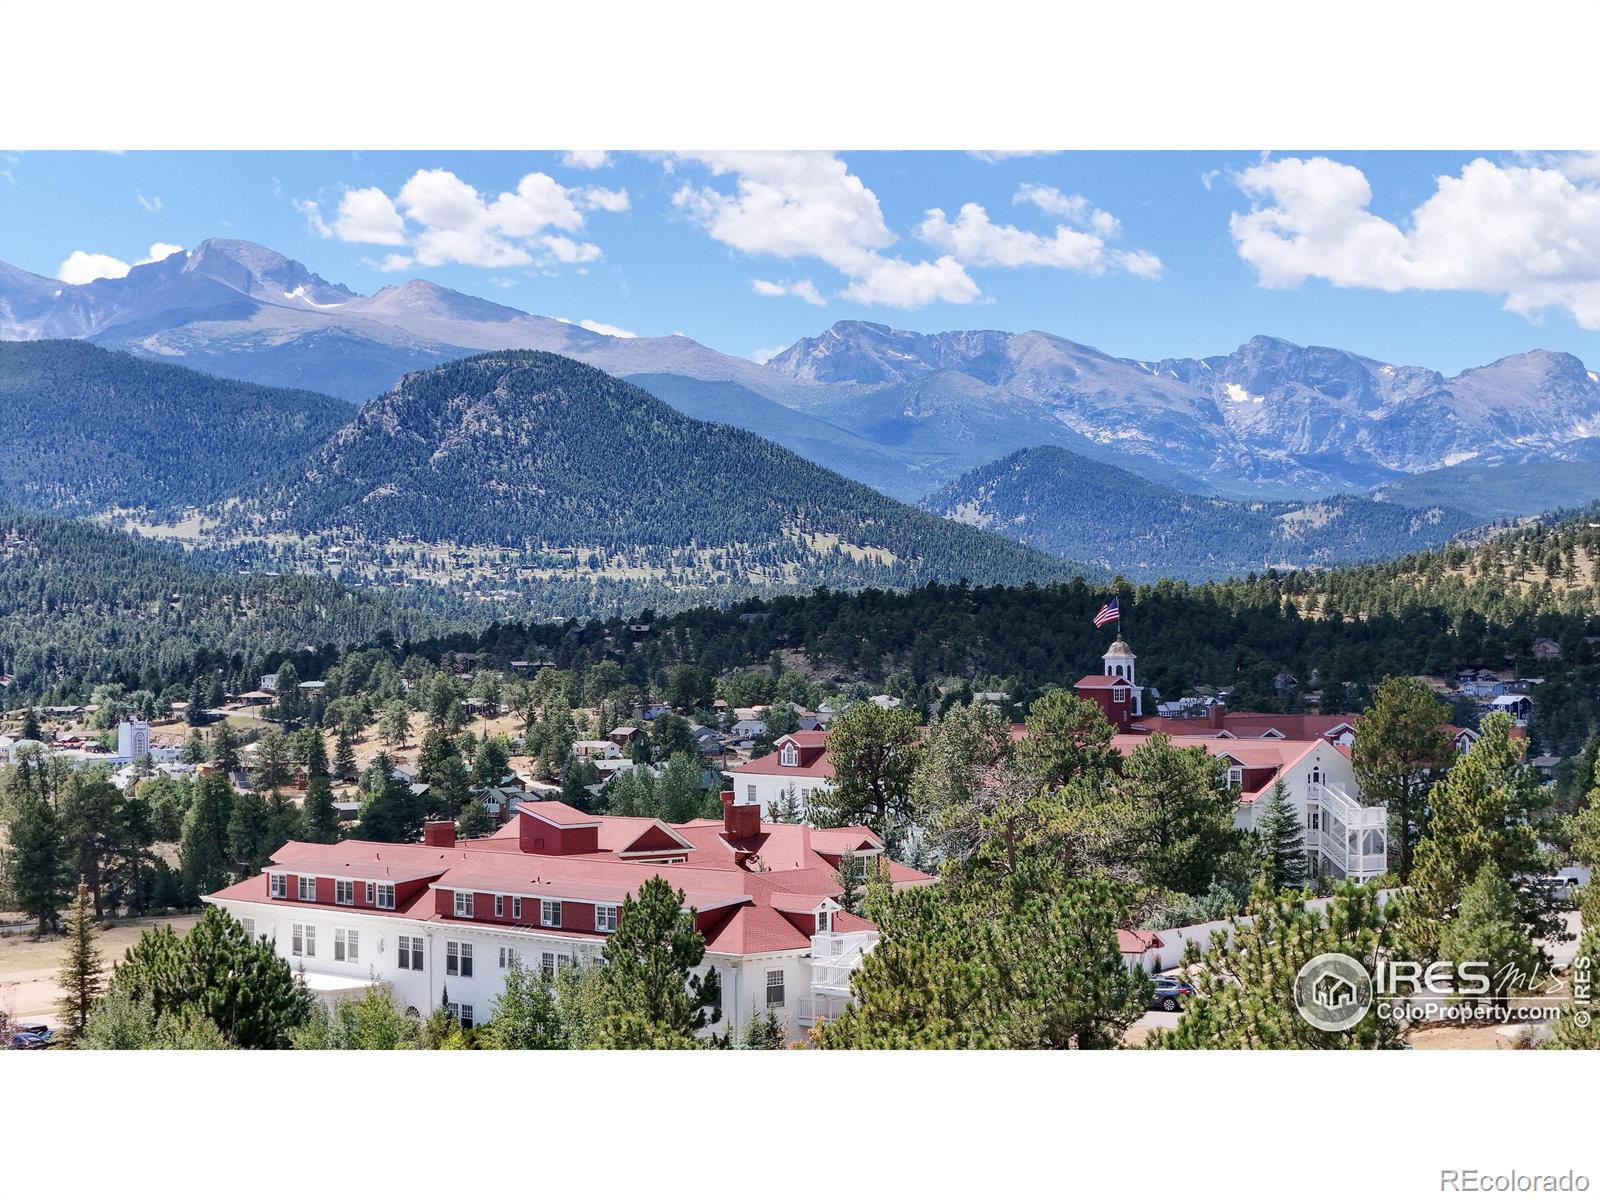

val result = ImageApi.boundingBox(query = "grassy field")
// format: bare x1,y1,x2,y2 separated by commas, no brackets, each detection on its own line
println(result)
0,912,202,1027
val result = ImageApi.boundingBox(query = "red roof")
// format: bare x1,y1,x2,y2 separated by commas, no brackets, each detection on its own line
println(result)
1118,929,1164,954
206,805,930,958
1074,674,1124,688
1134,712,1360,741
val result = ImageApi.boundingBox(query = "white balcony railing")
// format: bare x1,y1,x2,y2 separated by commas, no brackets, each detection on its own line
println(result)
1307,783,1388,881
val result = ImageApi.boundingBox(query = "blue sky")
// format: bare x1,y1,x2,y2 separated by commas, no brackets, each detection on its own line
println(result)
1,150,1595,374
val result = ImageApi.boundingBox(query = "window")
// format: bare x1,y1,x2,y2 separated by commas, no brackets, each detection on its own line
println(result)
1226,766,1244,788
446,940,473,977
297,875,317,901
375,883,395,910
1306,809,1321,832
1112,687,1128,703
241,918,255,938
291,923,316,957
512,896,522,920
780,745,798,767
746,785,757,805
595,904,618,933
398,935,424,971
365,882,375,904
765,968,785,1008
816,908,831,933
540,950,572,976
458,1004,474,1030
268,873,287,899
494,895,504,918
454,891,474,918
541,899,562,927
334,928,359,962
335,879,354,906
498,947,519,969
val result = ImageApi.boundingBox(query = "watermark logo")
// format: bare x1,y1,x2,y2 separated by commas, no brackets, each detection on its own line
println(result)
1293,952,1373,1032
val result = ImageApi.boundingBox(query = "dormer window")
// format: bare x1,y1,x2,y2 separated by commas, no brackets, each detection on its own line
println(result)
1112,687,1128,703
454,890,474,918
269,873,287,899
297,875,317,901
1227,766,1244,788
816,908,831,933
780,745,799,768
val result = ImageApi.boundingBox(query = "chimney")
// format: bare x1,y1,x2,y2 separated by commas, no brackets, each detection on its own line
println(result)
722,789,761,841
423,819,457,848
1210,702,1227,730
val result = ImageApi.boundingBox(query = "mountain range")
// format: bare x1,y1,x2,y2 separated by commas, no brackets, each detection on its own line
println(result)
4,238,1596,505
922,446,1495,580
0,342,1071,619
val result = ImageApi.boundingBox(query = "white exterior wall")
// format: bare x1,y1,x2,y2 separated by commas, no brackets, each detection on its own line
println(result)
208,897,845,1040
726,770,832,819
1231,743,1356,835
207,898,603,1023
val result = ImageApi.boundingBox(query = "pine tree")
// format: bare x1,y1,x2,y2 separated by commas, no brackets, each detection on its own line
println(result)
1399,713,1561,961
226,789,275,879
180,729,207,764
20,708,42,741
593,876,721,1048
739,1004,788,1049
54,881,105,1043
1353,676,1455,882
1254,778,1308,893
109,906,310,1048
379,700,412,749
834,851,863,916
210,722,241,775
180,773,234,898
457,796,495,839
1439,865,1541,996
333,726,359,782
819,870,1148,1049
1151,883,1404,1050
812,702,922,850
5,792,67,933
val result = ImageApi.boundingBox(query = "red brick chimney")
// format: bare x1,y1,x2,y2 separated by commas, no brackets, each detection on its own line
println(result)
423,819,457,848
1210,702,1227,731
722,789,761,841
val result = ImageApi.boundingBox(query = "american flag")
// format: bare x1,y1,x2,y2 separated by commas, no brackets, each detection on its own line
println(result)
1092,599,1119,628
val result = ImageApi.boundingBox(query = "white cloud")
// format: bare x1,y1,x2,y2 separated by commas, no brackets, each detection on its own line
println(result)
751,277,825,305
749,345,789,364
561,150,611,170
1230,155,1600,329
135,191,162,212
578,318,636,338
295,168,617,271
58,250,129,285
841,256,981,308
540,235,603,264
919,192,1161,280
968,151,1057,165
580,186,629,212
671,151,981,308
332,186,406,245
57,242,184,285
1012,184,1121,237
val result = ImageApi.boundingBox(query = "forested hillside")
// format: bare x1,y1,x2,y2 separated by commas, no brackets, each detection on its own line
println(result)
923,445,1489,578
0,510,436,701
0,340,352,518
208,351,1070,612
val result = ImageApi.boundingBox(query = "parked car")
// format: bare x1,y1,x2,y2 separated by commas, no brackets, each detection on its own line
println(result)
6,1020,53,1050
1150,977,1197,1012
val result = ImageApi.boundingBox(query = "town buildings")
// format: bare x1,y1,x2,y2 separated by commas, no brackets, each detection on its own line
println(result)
206,793,930,1037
